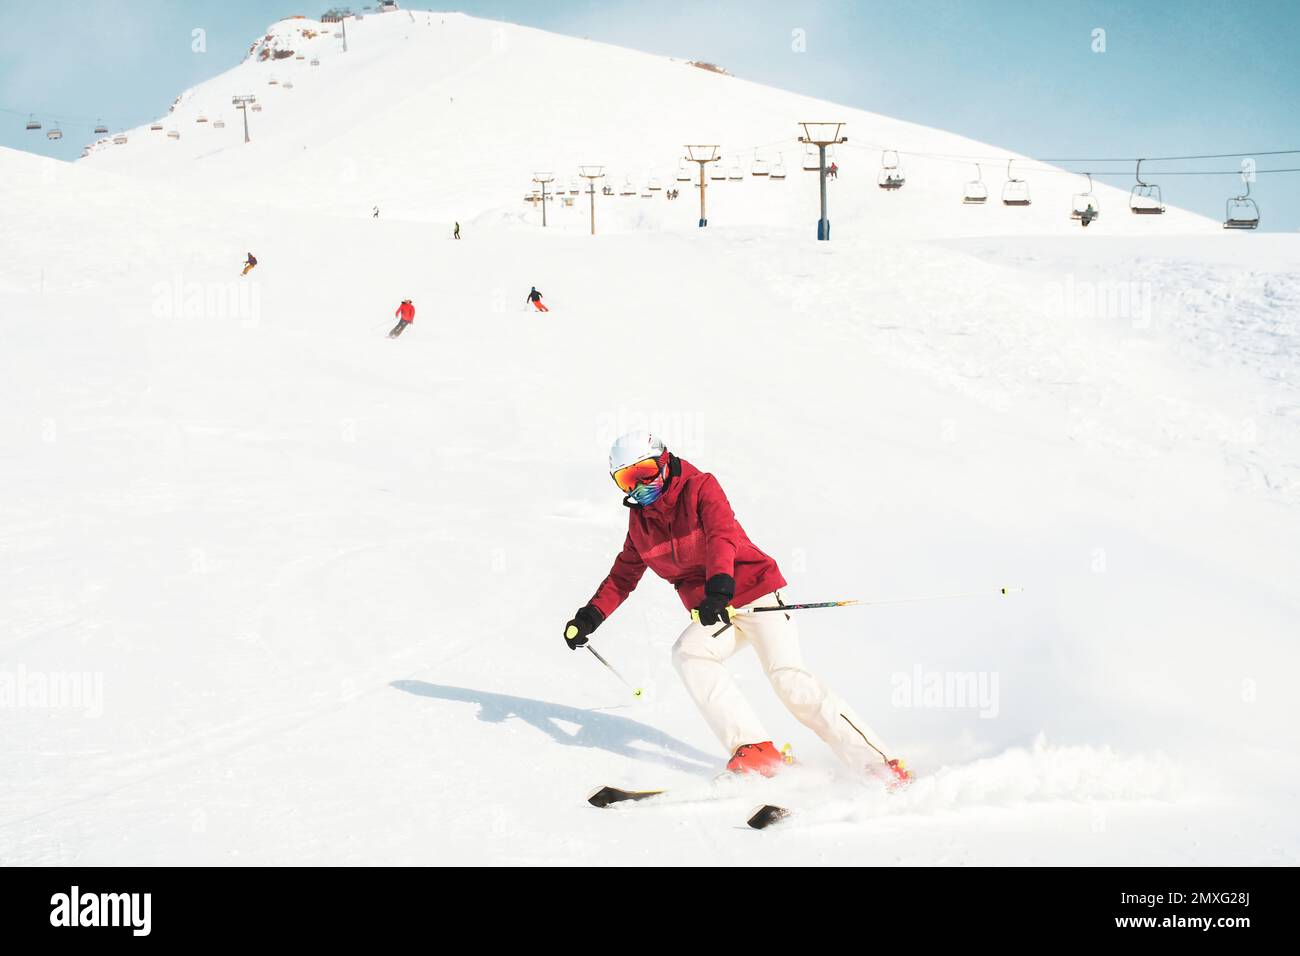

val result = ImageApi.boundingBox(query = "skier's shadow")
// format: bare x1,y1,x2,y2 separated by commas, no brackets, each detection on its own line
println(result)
390,681,718,777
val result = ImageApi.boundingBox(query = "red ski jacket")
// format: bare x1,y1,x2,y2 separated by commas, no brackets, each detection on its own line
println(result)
395,301,415,323
589,456,786,619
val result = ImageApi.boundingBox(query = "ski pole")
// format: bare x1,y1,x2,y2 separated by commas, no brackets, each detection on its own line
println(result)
747,587,1023,615
584,644,644,699
706,586,1022,637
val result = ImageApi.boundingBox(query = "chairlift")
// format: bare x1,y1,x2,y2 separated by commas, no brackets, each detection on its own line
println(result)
751,151,770,177
196,115,209,123
877,149,904,190
1224,177,1260,230
648,178,662,191
1070,172,1100,223
962,164,988,204
568,178,580,195
802,144,820,172
640,183,652,198
295,54,305,60
311,58,321,66
94,119,109,134
150,122,164,131
46,123,62,141
25,114,41,131
770,157,787,180
676,158,691,182
251,103,263,112
710,163,726,181
213,116,226,129
1001,159,1031,206
1129,159,1165,214
167,129,180,140
727,159,743,181
113,133,128,144
602,184,614,196
620,175,635,196
283,80,294,89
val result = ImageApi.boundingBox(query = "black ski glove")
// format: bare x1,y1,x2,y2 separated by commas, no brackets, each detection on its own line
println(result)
564,605,604,650
693,573,736,627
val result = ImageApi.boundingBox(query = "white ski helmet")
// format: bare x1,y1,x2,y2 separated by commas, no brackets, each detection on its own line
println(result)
609,430,666,474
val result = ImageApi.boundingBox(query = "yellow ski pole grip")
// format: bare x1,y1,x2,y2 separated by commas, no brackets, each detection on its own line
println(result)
565,624,579,639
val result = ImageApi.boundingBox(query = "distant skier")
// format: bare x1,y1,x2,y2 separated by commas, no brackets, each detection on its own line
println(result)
526,286,548,312
373,206,380,219
453,222,460,240
562,431,913,785
241,252,257,276
389,298,414,338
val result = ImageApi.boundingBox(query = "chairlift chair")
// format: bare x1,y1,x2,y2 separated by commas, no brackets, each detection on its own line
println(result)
640,183,652,198
802,144,820,172
620,175,635,196
213,117,226,128
196,115,208,123
770,157,787,180
877,149,904,190
962,164,988,204
676,159,691,182
1224,178,1260,230
150,122,164,131
46,124,63,141
710,163,726,181
727,159,743,181
94,119,109,134
751,151,770,177
1001,159,1031,206
167,129,180,140
311,58,321,66
25,114,41,131
113,133,128,144
1129,159,1166,215
649,178,662,191
283,80,294,89
1070,172,1100,222
251,103,263,112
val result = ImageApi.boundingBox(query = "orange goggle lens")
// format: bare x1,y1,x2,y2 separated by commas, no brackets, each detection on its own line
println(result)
611,456,663,493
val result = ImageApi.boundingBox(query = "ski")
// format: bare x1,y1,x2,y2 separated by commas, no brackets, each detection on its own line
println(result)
747,804,792,830
587,785,666,808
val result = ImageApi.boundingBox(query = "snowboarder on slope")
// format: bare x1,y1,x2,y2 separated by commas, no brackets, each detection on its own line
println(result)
563,431,912,784
389,299,414,338
241,252,257,276
453,222,461,240
526,286,548,312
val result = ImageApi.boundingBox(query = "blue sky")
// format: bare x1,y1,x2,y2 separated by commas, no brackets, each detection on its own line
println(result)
4,0,1298,229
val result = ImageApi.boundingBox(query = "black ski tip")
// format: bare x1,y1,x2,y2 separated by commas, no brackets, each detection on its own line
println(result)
588,786,664,809
747,804,791,830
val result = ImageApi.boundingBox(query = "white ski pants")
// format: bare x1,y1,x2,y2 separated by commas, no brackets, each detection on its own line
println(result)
671,592,894,770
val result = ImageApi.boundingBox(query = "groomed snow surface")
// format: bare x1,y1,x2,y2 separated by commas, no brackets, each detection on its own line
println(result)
2,11,1298,865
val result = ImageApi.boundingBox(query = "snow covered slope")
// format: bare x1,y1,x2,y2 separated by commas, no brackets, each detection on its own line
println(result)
78,11,1215,237
2,10,1297,866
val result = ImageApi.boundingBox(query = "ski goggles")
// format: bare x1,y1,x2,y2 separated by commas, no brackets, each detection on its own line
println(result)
611,455,664,494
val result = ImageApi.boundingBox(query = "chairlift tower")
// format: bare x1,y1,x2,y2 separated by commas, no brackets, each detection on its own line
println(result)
799,122,846,240
532,172,554,227
684,145,721,227
231,95,256,144
578,165,605,235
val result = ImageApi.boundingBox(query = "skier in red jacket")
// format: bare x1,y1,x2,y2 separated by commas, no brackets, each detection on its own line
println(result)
564,431,910,785
389,299,414,338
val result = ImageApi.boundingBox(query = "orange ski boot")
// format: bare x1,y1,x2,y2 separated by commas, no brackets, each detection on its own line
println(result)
726,741,786,777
